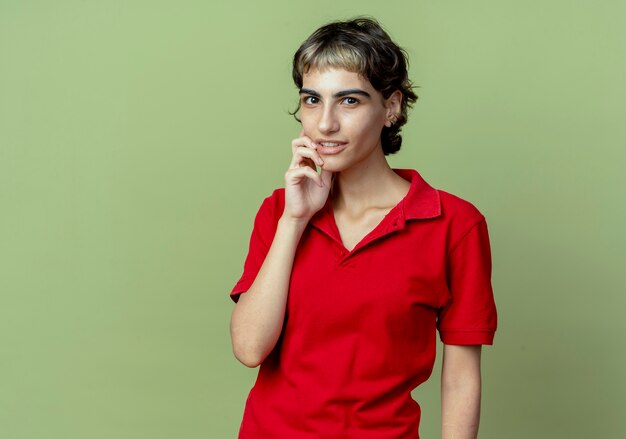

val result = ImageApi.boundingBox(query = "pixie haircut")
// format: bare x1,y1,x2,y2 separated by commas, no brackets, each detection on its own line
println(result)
292,17,418,155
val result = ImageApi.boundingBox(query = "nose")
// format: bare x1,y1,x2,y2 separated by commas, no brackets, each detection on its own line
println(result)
318,104,339,134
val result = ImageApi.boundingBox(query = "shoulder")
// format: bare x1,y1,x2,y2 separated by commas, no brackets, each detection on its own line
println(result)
437,189,485,225
436,189,488,251
246,188,286,246
253,187,285,224
263,187,285,210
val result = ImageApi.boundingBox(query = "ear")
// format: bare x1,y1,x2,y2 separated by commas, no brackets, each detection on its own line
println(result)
384,90,403,127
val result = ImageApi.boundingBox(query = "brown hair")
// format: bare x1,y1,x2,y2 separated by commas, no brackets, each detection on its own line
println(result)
291,17,418,155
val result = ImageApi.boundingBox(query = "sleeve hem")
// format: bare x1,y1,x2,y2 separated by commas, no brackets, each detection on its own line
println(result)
439,330,495,345
230,277,254,303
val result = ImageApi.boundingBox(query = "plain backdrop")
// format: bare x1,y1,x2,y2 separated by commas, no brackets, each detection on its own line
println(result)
1,1,625,438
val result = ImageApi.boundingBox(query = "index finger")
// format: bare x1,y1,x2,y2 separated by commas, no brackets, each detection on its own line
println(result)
291,134,317,155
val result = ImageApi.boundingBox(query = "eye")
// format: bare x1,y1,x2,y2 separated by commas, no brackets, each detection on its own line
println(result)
303,96,319,105
342,97,359,105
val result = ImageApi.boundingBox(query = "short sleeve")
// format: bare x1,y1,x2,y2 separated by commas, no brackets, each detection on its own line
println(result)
230,190,283,303
438,218,498,345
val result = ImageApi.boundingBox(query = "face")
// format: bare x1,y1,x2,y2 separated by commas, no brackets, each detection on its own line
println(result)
299,67,400,173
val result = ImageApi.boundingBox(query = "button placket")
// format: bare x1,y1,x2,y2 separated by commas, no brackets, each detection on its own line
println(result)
338,248,348,265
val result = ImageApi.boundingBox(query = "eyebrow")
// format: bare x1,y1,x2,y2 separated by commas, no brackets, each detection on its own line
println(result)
299,88,372,99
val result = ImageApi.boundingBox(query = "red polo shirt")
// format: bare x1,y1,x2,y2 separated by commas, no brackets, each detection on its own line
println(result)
231,169,497,438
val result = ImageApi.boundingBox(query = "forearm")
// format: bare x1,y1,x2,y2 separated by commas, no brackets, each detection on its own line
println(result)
441,345,482,439
230,215,307,367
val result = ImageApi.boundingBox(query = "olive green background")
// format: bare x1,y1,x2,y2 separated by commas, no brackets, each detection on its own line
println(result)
1,1,624,438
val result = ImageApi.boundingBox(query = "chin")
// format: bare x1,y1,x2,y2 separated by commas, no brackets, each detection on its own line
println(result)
320,161,348,173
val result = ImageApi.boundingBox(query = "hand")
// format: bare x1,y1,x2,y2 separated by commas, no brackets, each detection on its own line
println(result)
283,131,333,222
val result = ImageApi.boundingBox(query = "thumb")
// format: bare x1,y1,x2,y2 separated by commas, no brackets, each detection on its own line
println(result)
320,169,334,188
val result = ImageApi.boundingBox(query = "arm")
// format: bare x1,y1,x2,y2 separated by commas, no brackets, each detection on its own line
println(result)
441,344,482,439
230,216,307,367
229,134,332,368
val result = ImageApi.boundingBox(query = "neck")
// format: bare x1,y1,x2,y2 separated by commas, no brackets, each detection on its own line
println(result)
331,152,406,211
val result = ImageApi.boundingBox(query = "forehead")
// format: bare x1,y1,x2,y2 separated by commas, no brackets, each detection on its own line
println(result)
302,67,375,93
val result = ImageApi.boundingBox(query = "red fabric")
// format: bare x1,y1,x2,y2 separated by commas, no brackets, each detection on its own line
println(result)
231,169,497,438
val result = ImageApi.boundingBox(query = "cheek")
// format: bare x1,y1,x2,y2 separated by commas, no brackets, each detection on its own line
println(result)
299,110,315,129
357,113,386,138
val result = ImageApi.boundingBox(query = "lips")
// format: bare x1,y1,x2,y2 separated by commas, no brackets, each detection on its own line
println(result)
315,139,348,155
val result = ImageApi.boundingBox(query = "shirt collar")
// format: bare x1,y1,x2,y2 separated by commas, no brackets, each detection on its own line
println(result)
394,168,441,220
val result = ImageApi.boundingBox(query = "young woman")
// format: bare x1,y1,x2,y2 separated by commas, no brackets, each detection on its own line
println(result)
229,17,497,439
